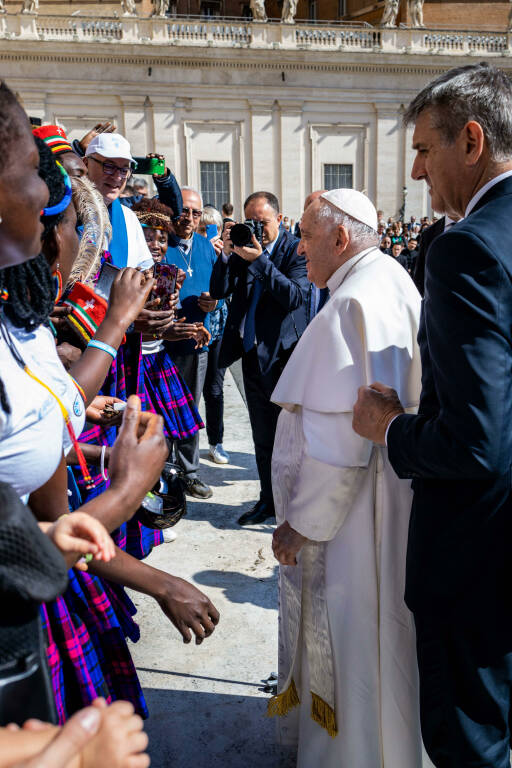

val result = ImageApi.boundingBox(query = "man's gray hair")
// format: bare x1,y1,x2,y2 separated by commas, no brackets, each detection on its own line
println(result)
201,205,223,232
316,200,378,246
181,185,204,207
404,62,512,163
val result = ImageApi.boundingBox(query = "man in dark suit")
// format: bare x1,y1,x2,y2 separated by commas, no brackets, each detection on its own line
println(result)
210,191,309,526
352,63,512,767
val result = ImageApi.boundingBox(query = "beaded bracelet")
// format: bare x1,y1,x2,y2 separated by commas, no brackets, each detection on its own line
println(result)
87,339,117,360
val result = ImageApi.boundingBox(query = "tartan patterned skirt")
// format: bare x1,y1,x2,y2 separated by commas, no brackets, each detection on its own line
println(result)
74,337,164,559
41,570,147,724
139,347,204,440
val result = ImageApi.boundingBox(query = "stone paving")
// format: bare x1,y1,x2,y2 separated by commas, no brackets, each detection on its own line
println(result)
129,369,296,768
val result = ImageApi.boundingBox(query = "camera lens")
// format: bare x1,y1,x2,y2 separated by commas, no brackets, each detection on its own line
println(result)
230,223,253,247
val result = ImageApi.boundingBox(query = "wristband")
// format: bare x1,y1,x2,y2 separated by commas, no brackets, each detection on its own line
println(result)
100,445,108,482
87,339,117,360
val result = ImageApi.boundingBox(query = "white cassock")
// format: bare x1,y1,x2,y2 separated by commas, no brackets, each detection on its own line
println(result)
269,246,428,768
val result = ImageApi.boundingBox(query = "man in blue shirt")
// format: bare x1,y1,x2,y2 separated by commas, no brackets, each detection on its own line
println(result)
165,187,218,499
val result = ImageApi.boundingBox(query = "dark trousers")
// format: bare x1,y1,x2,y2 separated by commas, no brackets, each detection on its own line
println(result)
203,336,226,446
241,347,281,507
172,350,208,478
414,583,512,768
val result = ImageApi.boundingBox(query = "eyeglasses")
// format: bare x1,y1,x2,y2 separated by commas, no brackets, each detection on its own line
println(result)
180,206,203,219
88,156,132,179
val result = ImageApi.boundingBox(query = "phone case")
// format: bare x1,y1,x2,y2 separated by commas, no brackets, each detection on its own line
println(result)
95,262,121,301
153,263,177,310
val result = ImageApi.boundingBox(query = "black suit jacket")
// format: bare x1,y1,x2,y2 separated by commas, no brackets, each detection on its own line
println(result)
388,177,512,614
209,228,309,383
413,217,445,296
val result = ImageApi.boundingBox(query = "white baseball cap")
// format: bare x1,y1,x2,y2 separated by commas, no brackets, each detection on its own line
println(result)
320,189,378,231
85,133,134,164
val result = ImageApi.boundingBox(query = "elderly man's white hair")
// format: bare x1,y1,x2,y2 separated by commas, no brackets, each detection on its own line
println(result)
181,186,204,207
316,201,379,247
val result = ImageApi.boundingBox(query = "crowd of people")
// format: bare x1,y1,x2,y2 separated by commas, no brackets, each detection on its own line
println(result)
2,59,512,768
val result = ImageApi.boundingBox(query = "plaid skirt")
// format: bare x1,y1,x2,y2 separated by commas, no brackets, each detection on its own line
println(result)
41,570,147,724
42,469,148,723
74,337,164,558
139,347,204,440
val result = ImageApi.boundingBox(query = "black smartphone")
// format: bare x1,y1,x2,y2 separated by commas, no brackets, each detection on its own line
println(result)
95,262,121,301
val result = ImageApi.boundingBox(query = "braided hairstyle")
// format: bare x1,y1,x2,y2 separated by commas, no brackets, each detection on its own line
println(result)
0,137,65,331
132,198,174,232
0,81,25,176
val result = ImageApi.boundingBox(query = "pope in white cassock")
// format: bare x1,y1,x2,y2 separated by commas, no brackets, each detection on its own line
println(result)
268,189,426,767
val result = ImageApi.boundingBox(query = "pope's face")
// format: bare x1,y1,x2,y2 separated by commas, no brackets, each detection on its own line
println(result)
297,199,346,288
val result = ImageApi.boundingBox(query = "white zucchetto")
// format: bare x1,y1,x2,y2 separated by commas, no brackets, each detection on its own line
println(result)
321,189,378,231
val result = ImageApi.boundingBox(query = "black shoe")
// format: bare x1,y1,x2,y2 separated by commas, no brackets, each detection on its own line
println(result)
237,500,275,526
184,477,213,499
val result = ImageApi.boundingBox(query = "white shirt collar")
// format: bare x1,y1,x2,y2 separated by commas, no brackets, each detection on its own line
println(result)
180,236,193,253
326,247,376,294
465,170,512,218
265,233,279,256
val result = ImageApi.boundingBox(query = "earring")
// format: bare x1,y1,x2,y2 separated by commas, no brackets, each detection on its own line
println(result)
0,214,3,224
53,269,63,303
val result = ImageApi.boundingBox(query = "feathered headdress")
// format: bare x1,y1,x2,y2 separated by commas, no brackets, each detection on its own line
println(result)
68,176,112,288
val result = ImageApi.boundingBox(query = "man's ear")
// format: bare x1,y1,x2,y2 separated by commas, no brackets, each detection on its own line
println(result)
464,120,485,167
41,226,61,271
276,213,283,225
335,224,349,254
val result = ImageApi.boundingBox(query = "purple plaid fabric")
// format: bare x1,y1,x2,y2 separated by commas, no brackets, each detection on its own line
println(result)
139,347,204,440
41,569,148,724
74,336,164,557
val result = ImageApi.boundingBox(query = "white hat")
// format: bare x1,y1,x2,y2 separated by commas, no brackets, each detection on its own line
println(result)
85,133,134,164
320,188,378,231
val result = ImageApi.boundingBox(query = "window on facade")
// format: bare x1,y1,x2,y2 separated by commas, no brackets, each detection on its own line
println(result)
337,0,346,17
323,163,353,190
200,161,230,211
200,0,220,15
308,0,317,20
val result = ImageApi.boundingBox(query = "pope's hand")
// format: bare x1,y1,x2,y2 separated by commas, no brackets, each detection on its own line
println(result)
272,521,307,566
352,382,404,445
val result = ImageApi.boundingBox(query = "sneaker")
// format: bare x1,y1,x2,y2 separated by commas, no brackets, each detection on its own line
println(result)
162,528,177,543
184,477,213,499
208,443,230,464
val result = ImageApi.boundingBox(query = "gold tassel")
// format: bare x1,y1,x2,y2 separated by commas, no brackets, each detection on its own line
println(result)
310,692,338,738
267,679,300,718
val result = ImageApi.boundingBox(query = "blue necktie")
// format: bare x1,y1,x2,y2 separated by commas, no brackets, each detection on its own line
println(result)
243,256,267,352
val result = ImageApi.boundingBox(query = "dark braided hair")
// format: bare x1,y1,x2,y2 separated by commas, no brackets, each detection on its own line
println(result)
132,198,174,231
0,137,66,331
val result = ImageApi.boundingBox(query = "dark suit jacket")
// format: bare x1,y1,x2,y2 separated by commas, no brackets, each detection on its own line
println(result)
209,228,309,383
388,177,512,614
413,217,445,296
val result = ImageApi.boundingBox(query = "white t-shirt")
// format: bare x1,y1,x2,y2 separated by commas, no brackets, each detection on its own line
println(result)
0,319,86,498
121,205,154,271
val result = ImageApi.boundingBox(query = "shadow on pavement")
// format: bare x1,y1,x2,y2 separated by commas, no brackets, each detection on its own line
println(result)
143,687,296,768
193,566,278,609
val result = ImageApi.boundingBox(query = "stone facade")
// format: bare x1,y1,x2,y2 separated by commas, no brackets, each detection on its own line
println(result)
1,11,511,218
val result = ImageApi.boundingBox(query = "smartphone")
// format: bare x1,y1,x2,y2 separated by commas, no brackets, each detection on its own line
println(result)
206,224,219,241
95,261,121,301
133,156,166,175
152,263,178,310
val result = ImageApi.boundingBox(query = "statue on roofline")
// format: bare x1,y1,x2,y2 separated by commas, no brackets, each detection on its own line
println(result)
281,0,297,24
21,0,38,14
152,0,168,17
121,0,138,16
250,0,267,23
380,0,425,28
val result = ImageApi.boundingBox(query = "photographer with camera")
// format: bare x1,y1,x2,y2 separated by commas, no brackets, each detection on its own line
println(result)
210,191,310,526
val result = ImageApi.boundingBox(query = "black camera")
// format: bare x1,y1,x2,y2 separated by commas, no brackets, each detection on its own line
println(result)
230,219,264,248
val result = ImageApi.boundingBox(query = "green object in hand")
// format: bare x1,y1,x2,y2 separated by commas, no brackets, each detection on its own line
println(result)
133,156,165,175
